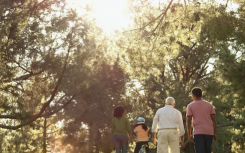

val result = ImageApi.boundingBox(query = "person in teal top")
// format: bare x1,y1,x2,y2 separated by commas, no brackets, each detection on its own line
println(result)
112,106,133,153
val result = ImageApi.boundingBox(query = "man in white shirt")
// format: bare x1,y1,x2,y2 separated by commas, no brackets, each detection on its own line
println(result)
152,97,185,153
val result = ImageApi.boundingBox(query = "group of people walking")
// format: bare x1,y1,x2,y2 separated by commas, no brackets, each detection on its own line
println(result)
112,87,217,153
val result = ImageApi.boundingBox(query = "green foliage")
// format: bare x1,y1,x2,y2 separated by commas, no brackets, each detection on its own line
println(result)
0,0,245,152
118,0,245,152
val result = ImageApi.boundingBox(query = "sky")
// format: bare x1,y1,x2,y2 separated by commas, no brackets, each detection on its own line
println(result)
66,0,132,32
66,0,239,33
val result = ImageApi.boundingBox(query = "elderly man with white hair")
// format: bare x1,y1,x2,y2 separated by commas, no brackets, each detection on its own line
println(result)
152,97,185,153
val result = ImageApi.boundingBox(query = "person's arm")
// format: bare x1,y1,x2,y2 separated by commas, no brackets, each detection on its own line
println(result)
133,129,136,137
186,116,193,142
211,114,217,141
132,128,137,141
126,118,133,144
180,135,184,147
148,127,152,136
210,105,217,141
152,132,157,145
177,111,185,147
152,112,159,145
129,133,133,144
186,105,193,142
111,119,114,134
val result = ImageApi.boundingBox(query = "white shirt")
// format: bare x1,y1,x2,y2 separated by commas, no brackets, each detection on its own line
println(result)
152,105,185,136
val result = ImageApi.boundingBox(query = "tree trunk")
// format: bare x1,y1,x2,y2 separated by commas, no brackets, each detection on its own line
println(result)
88,121,98,153
95,128,101,153
43,117,47,153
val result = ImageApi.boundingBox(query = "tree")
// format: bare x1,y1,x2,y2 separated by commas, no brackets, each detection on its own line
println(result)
0,0,116,152
56,59,131,153
1,0,245,152
203,1,245,151
117,0,245,152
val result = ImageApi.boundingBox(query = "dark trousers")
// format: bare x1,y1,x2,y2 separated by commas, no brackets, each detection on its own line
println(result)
113,134,128,153
194,134,214,153
134,141,149,153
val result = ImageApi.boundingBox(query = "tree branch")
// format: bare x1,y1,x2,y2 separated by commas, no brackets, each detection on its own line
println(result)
124,0,174,33
13,70,45,81
152,0,174,34
0,35,72,129
217,122,245,127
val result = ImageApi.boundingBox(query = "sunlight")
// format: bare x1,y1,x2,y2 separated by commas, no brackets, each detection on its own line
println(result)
66,0,238,33
67,0,131,32
56,120,64,128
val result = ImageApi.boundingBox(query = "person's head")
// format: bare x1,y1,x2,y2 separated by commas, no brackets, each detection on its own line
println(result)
192,87,202,100
134,117,148,131
114,106,125,118
165,97,175,106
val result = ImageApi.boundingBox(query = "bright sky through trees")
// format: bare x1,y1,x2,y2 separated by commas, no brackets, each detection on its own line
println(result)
67,0,132,32
67,0,238,33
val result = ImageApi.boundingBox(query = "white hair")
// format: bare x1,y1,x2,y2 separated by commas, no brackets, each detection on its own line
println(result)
165,97,175,105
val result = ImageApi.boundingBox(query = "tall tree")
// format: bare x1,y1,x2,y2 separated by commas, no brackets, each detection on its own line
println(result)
0,0,117,152
56,59,130,153
117,0,245,152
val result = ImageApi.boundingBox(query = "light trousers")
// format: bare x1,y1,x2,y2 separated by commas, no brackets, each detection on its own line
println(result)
157,129,180,153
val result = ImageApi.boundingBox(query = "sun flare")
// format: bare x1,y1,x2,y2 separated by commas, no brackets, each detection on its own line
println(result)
67,0,131,32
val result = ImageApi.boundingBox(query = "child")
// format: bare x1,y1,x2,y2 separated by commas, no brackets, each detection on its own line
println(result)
133,117,151,153
112,106,133,153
